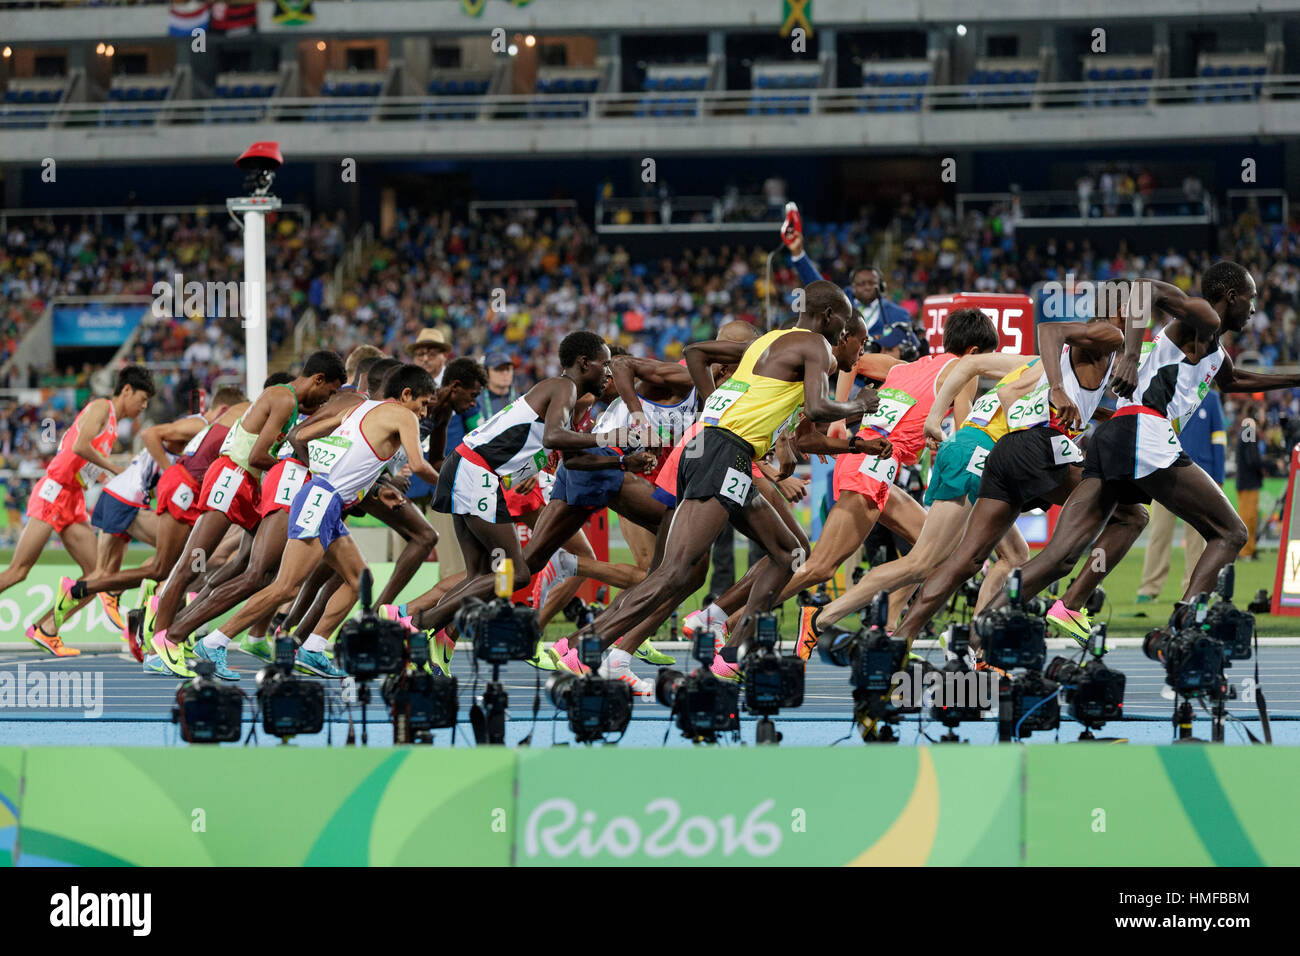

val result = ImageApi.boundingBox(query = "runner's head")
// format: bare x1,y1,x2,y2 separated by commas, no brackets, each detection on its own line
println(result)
208,385,246,422
365,357,403,397
345,345,385,384
714,320,759,380
352,354,384,390
1202,261,1255,333
801,280,854,343
942,308,1000,356
265,372,293,389
113,365,156,419
559,330,611,396
597,345,630,402
832,311,870,372
296,350,347,408
382,363,438,416
441,357,488,413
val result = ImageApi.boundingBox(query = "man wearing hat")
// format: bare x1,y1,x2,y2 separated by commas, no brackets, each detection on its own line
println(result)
411,327,452,386
478,350,519,422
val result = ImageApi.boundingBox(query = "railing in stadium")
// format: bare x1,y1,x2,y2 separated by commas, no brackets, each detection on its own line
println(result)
0,203,313,232
957,189,1216,226
4,74,1299,130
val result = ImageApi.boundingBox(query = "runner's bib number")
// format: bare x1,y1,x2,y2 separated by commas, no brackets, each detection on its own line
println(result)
701,380,750,425
965,445,990,477
719,466,753,506
295,487,333,537
308,436,351,476
858,454,899,485
770,404,802,449
1051,435,1084,466
37,478,62,504
967,391,1001,427
275,462,308,505
170,483,195,511
861,387,917,435
205,466,243,513
1007,382,1050,430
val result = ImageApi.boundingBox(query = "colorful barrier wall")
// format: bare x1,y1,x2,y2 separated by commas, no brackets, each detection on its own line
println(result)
1,746,1296,867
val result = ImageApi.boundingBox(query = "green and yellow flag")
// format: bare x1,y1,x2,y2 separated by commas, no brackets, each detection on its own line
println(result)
272,0,314,26
462,0,486,16
780,0,813,37
511,0,535,6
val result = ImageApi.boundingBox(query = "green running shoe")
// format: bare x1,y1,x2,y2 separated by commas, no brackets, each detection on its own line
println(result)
633,641,677,666
238,636,274,662
53,576,79,631
525,639,557,671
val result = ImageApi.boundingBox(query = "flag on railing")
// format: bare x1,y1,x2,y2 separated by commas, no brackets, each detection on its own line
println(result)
272,0,314,26
511,0,536,6
168,1,210,38
210,1,257,35
461,0,486,17
780,0,814,37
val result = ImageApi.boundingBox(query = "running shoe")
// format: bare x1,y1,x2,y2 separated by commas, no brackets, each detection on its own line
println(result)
781,201,802,249
193,639,241,681
428,628,455,674
796,604,821,661
681,607,725,642
530,549,577,611
547,641,592,675
237,635,274,663
142,654,167,675
1046,599,1091,647
123,608,145,662
295,647,347,679
598,654,654,699
138,578,156,608
143,595,160,639
52,576,78,631
709,653,743,683
634,642,676,666
25,624,80,657
151,633,194,678
525,639,557,671
99,591,126,632
974,659,1010,679
378,604,416,633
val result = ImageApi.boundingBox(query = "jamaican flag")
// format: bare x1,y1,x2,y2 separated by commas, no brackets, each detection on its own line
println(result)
780,0,813,37
272,0,313,25
461,0,486,16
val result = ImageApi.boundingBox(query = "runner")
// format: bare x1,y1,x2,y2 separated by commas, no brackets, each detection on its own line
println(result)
992,266,1300,627
885,303,1152,651
151,351,346,677
0,366,156,657
188,364,439,679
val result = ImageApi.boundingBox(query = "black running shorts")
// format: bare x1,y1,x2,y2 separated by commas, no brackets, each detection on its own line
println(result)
676,426,758,517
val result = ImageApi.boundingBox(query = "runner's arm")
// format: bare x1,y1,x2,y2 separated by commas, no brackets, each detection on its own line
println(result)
542,380,602,452
70,400,122,475
926,352,1037,439
397,408,438,484
286,406,346,464
684,339,748,401
1215,352,1300,392
250,390,296,472
142,416,206,473
1038,320,1122,432
803,340,877,422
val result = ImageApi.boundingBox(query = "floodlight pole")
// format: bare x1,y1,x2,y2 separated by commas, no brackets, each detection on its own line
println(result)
227,194,280,401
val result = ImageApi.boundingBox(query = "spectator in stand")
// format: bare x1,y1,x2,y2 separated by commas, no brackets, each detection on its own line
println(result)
478,350,519,422
1077,173,1094,219
1137,390,1226,601
409,326,452,386
1236,403,1265,561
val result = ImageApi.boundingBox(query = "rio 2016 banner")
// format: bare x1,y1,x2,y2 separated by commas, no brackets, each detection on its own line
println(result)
51,303,150,348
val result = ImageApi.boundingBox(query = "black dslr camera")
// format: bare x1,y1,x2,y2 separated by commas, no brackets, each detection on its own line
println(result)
547,636,634,743
382,631,459,740
998,670,1061,741
655,630,740,743
929,623,989,740
742,613,804,714
973,569,1047,672
1044,624,1126,734
256,635,325,738
456,597,542,665
1143,567,1250,698
819,592,911,742
337,600,407,682
173,660,246,743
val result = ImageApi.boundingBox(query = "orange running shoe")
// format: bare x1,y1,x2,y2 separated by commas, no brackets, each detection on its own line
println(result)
26,625,81,657
796,604,820,661
99,591,126,631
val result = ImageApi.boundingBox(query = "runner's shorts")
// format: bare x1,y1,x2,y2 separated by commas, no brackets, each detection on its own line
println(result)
156,464,202,526
676,426,759,518
259,458,311,519
433,448,512,523
978,428,1081,513
91,491,140,538
288,477,350,553
1082,409,1191,505
198,455,261,531
553,448,624,508
925,428,996,507
832,450,898,510
26,475,88,534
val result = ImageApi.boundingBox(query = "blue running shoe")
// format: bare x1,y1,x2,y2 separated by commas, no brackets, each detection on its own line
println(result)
296,647,347,679
143,654,167,674
193,639,241,681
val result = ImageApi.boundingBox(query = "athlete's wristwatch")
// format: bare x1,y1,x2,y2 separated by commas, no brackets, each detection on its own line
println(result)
849,435,865,454
618,454,628,471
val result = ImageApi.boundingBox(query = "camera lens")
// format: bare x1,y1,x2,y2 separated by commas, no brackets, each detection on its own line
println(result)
1142,628,1168,662
546,672,576,710
655,668,685,708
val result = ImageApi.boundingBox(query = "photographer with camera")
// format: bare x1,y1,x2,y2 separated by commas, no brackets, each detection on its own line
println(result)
182,365,439,674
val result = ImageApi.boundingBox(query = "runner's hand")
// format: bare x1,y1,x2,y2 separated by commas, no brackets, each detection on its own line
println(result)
514,475,539,496
1110,352,1139,399
377,486,406,509
924,415,945,449
1050,386,1081,433
853,385,880,416
624,451,657,474
859,436,893,459
777,475,808,503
